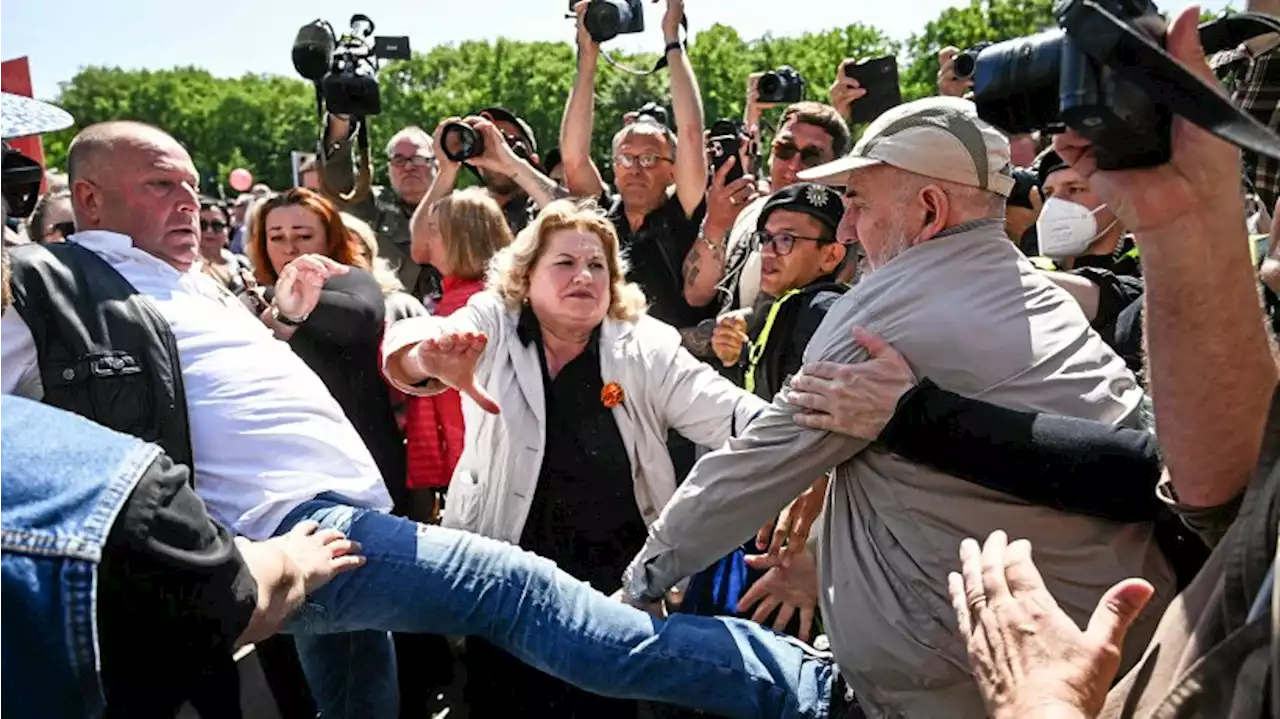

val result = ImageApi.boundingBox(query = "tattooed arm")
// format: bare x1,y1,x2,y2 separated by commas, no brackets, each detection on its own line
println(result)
684,222,729,308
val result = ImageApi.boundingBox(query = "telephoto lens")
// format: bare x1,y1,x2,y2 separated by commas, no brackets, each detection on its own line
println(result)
441,122,484,163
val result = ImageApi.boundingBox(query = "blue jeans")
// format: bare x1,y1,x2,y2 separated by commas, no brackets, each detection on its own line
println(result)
277,495,834,719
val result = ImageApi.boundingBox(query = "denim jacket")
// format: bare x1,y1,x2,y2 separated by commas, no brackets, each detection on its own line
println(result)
1,395,159,718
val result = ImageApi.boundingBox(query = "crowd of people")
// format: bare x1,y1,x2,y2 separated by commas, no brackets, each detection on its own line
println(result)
3,1,1280,718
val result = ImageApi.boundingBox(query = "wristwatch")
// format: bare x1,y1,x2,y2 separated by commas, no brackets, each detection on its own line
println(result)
270,304,308,327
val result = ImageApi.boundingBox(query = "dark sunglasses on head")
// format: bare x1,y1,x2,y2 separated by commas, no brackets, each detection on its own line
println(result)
49,221,76,238
772,142,828,168
200,220,229,232
751,229,832,256
2,145,44,218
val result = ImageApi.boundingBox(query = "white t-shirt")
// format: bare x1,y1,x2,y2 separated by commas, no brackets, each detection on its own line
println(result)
1,231,393,539
722,196,767,312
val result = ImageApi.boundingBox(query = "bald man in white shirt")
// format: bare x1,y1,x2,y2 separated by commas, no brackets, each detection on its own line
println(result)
0,121,845,719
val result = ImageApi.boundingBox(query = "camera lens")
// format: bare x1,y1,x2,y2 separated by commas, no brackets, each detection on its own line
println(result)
968,30,1064,135
952,53,977,81
758,72,782,101
584,0,622,43
441,122,483,163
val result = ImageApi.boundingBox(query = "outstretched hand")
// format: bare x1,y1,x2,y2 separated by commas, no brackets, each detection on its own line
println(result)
738,548,820,642
409,330,501,414
949,531,1154,719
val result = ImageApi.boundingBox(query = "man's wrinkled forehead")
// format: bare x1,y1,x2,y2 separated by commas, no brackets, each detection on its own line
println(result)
614,124,672,155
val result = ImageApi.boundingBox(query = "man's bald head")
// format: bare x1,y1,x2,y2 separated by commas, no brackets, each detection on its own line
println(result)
67,121,202,271
68,121,176,177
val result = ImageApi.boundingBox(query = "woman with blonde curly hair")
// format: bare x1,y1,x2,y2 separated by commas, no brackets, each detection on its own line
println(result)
381,199,766,718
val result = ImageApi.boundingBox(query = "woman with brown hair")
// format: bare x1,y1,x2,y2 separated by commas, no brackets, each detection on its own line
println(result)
404,187,513,521
246,188,407,507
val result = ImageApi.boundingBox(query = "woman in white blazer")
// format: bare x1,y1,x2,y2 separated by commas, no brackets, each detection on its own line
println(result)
382,199,767,718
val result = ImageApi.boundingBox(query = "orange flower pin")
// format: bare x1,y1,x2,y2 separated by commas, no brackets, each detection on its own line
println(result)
601,381,626,409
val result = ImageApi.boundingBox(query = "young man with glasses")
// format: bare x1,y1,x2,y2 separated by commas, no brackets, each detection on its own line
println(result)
709,183,848,400
28,189,74,244
559,0,713,352
683,102,851,316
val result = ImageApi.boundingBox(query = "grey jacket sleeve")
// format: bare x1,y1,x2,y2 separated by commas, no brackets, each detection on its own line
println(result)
622,380,870,602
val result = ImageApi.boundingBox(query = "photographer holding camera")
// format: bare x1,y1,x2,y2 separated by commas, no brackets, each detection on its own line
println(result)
683,90,851,315
417,108,563,236
560,0,713,348
321,118,442,302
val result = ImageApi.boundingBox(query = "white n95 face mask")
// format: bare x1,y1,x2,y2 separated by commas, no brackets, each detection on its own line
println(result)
1035,197,1115,260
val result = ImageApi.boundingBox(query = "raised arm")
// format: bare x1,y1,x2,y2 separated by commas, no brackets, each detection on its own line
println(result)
787,328,1162,523
559,1,607,199
318,115,378,220
381,294,501,413
662,0,707,216
285,268,385,346
1053,12,1277,510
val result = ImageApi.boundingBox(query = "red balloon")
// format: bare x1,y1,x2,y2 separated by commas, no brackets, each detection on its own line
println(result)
229,168,253,192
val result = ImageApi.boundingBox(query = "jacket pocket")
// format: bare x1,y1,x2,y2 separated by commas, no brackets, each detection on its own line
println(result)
43,351,154,438
442,469,482,530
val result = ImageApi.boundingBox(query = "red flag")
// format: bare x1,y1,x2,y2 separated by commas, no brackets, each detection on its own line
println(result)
2,56,50,192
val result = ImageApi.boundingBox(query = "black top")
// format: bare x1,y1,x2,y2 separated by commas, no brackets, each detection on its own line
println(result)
98,453,257,717
605,192,713,330
1072,234,1141,277
878,379,1210,587
733,280,846,400
880,378,1162,522
502,191,537,235
514,306,645,593
1074,266,1146,377
285,268,408,511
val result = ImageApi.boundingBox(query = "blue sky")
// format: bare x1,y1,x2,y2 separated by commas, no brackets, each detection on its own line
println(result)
3,0,1232,100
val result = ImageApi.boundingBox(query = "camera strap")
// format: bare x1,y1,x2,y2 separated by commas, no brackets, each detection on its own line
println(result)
1062,3,1280,164
598,13,688,77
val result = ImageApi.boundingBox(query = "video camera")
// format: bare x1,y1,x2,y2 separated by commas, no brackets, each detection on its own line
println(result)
954,0,1280,171
292,14,410,118
758,66,805,104
579,0,645,44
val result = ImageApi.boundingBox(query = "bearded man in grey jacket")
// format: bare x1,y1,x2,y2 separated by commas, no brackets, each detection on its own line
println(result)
621,96,1176,718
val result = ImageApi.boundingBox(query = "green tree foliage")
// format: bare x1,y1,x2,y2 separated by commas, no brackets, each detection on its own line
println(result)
899,0,1057,100
41,1,1066,191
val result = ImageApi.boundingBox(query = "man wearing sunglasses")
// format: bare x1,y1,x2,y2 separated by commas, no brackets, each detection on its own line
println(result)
683,102,851,317
322,118,442,304
28,189,74,244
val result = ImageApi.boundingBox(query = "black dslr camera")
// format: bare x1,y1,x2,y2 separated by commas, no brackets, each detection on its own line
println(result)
292,14,410,118
956,0,1280,171
757,66,805,104
582,0,645,44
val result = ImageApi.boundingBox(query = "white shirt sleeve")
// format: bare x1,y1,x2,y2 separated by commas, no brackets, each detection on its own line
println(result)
1,306,43,399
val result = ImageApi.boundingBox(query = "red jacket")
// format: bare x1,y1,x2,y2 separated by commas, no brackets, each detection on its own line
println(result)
405,276,486,489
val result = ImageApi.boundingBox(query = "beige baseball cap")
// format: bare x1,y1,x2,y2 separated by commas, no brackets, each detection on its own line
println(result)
798,96,1016,197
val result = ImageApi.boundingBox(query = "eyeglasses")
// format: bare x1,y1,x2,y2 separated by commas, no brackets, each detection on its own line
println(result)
751,230,831,256
48,221,75,238
389,154,437,169
200,220,229,233
613,153,673,170
772,142,828,168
